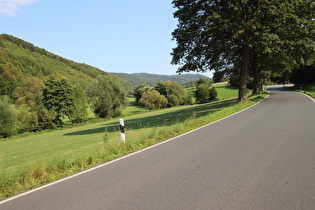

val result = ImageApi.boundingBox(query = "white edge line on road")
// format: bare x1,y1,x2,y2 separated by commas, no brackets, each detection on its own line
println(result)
298,92,315,103
0,92,270,205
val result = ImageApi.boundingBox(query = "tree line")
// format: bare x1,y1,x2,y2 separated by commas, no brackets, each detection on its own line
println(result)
134,78,217,110
110,72,210,87
0,74,217,137
171,0,315,101
0,75,216,138
0,74,128,138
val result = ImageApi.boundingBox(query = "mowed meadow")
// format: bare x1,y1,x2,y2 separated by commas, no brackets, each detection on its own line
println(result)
0,84,267,200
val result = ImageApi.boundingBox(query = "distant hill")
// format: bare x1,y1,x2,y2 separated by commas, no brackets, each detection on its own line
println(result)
0,34,135,97
110,72,210,86
0,34,209,99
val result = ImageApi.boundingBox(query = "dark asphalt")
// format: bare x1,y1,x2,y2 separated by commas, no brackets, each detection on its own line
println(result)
1,88,315,209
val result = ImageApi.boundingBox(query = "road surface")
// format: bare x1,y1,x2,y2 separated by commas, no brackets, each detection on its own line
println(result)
1,88,315,209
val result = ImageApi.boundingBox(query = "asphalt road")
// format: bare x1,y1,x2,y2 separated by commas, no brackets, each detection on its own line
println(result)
1,88,315,209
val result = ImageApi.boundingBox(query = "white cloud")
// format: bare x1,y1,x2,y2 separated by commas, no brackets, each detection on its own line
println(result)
0,0,37,16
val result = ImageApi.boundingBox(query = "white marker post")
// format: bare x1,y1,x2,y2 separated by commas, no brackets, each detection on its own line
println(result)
119,118,125,143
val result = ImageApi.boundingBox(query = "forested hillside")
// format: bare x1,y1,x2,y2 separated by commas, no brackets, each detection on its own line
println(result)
0,34,207,98
0,34,134,137
110,72,210,86
0,34,108,97
0,34,213,138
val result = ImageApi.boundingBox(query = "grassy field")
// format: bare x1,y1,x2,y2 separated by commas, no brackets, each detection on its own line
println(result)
185,82,238,102
0,85,267,200
122,97,150,116
213,83,239,99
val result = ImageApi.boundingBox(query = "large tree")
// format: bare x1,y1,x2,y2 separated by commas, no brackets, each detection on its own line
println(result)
42,75,73,126
250,0,315,93
138,90,168,110
195,83,217,103
69,84,89,123
171,0,315,101
86,74,128,118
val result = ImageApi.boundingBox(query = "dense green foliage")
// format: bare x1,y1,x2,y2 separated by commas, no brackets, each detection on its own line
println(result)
138,90,168,110
195,84,218,103
197,78,212,87
15,77,45,110
0,34,132,137
0,98,17,137
195,84,210,103
183,91,193,105
194,79,218,103
155,81,185,107
136,81,188,109
86,75,128,118
0,34,108,99
0,33,212,138
136,80,220,109
37,108,54,130
133,84,153,102
69,85,89,123
209,87,218,101
43,76,74,126
171,0,315,101
17,110,38,132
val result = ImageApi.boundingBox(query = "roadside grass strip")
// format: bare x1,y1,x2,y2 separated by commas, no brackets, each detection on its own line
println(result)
0,92,268,200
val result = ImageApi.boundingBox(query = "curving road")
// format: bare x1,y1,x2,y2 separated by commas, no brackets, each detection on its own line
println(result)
1,88,315,209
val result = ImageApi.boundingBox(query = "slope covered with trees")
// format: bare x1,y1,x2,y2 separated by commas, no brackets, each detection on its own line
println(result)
0,34,108,98
0,34,135,96
0,34,131,138
110,72,211,86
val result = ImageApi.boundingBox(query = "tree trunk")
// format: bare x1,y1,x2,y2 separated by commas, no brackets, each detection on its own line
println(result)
252,53,261,95
238,47,249,102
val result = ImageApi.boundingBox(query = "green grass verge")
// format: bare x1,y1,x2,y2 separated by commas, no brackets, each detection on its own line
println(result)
285,83,315,99
0,90,267,200
121,97,150,116
299,83,315,99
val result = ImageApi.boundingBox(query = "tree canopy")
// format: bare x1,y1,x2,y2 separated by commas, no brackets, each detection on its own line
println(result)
138,90,168,110
42,75,74,126
86,75,128,118
171,0,315,101
134,84,153,102
155,81,185,107
69,84,89,123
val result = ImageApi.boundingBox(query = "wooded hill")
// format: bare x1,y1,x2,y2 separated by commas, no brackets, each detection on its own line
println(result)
110,72,210,86
0,34,210,98
0,34,113,97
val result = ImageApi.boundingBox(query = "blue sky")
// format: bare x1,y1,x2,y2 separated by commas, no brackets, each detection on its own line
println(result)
0,0,212,77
